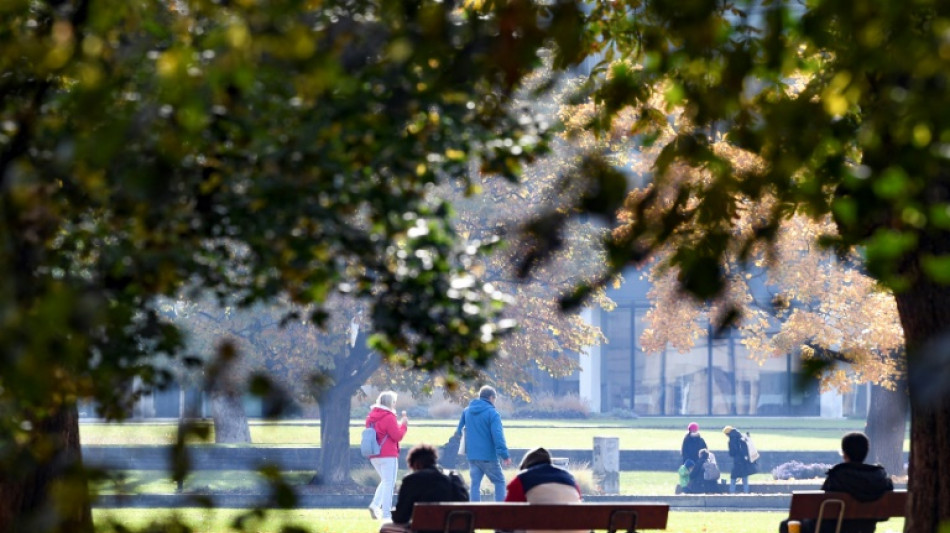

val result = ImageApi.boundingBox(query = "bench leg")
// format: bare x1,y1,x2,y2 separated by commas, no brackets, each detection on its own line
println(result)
816,499,846,533
443,509,475,533
607,509,639,533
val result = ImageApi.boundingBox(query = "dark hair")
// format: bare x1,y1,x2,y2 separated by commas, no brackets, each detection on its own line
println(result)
407,443,438,470
519,447,552,469
841,432,870,463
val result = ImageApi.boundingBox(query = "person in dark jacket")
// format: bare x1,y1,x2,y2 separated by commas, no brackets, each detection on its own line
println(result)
681,422,708,492
455,385,511,501
383,443,469,533
724,425,757,493
779,432,894,533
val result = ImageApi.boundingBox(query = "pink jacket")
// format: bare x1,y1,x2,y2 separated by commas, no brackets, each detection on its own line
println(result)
365,406,407,458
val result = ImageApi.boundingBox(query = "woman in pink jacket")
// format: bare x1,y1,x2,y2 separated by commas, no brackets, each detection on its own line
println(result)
365,390,408,521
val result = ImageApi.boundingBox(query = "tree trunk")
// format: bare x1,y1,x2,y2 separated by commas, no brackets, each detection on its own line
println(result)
893,270,950,533
864,381,908,476
311,330,381,486
211,389,251,444
0,404,93,533
317,387,354,485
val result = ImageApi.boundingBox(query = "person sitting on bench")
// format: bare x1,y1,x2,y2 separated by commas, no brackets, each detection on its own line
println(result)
380,443,469,533
504,446,583,533
779,432,894,533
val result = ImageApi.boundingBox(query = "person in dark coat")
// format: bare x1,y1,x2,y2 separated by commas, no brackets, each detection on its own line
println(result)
779,432,894,533
681,422,708,492
383,443,469,533
724,425,757,493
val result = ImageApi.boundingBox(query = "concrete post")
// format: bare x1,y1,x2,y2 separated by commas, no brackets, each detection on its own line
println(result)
592,436,620,494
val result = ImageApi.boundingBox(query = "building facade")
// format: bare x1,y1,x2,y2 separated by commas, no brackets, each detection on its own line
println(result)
576,266,869,417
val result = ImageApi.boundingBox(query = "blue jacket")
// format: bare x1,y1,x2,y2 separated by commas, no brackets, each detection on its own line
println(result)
456,398,509,461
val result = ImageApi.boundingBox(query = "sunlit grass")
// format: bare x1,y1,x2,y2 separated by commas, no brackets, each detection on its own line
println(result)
80,417,908,451
91,470,783,497
91,508,906,533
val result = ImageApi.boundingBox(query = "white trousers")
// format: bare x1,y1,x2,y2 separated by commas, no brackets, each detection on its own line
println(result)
370,456,398,519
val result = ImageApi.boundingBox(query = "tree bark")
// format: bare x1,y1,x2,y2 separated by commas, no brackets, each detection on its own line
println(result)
0,404,93,533
893,267,950,533
211,389,251,444
864,381,908,476
312,331,381,486
317,386,355,485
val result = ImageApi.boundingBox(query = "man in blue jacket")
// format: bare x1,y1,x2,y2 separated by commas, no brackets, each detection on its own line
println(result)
455,385,511,501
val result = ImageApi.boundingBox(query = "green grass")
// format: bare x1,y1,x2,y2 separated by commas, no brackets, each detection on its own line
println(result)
91,508,906,533
80,417,909,451
92,469,781,497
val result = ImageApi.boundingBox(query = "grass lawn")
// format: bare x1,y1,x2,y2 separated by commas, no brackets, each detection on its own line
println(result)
92,508,906,533
79,417,910,452
93,469,789,497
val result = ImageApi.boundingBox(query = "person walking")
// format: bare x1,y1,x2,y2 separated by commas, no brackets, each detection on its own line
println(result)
366,391,408,521
723,425,757,493
454,385,511,501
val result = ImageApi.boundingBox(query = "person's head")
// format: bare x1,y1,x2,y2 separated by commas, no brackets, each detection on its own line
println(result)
698,448,708,460
519,447,552,470
722,426,735,436
407,443,438,471
478,385,497,403
684,459,695,470
377,391,397,409
687,422,699,433
841,432,870,463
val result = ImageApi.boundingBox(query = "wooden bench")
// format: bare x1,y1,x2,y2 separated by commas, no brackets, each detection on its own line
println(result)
409,502,669,533
787,490,908,533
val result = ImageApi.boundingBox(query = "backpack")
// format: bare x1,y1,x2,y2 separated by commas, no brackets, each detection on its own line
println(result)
736,436,759,474
360,424,388,458
677,464,690,488
703,453,720,481
446,469,470,501
743,433,760,463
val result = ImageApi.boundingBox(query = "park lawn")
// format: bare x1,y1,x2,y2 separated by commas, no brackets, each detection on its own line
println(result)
91,470,773,497
79,417,909,451
91,508,905,533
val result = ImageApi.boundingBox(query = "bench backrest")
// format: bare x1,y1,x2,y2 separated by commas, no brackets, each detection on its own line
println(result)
410,502,669,532
788,490,908,521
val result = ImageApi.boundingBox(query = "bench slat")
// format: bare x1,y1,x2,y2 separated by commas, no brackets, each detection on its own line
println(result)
410,502,669,531
788,490,907,520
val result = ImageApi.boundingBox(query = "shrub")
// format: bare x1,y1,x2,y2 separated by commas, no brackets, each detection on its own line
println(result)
492,395,515,418
351,467,380,488
350,403,370,419
395,393,422,413
427,397,463,419
609,408,638,420
513,393,590,419
566,461,599,495
771,460,833,480
406,405,429,418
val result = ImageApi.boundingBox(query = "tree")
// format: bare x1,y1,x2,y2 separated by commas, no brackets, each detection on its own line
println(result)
616,130,906,469
577,2,950,530
371,71,613,402
0,1,588,531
